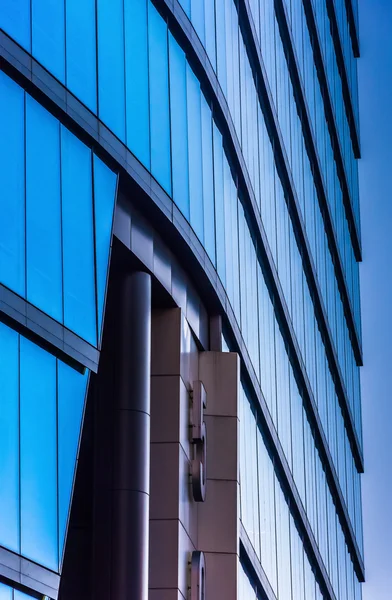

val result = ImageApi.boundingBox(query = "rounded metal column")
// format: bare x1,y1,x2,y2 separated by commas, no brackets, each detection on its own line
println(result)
112,271,151,600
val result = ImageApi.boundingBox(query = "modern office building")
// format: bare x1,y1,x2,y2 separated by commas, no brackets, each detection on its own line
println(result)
0,0,364,599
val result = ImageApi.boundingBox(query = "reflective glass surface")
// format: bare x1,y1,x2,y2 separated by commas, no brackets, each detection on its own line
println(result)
0,321,89,573
0,71,117,349
0,0,364,598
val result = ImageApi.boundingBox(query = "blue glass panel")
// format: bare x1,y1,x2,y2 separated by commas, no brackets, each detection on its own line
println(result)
66,0,97,112
61,127,96,346
58,362,88,561
148,3,172,195
0,583,11,600
97,0,126,141
204,0,217,70
178,0,191,18
187,65,204,243
26,96,62,323
215,0,227,96
20,337,58,571
124,0,150,167
191,0,205,45
0,323,19,553
0,71,25,297
93,155,117,341
213,124,226,285
0,0,31,50
32,0,65,82
14,592,34,600
201,96,216,265
169,34,189,220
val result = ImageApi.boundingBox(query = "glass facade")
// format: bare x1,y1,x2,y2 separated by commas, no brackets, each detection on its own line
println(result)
0,321,89,571
0,71,117,349
0,0,363,599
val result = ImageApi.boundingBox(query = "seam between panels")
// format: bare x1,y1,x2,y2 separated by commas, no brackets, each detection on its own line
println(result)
0,26,364,585
274,0,363,365
153,0,364,580
301,0,362,260
344,0,360,58
325,0,360,157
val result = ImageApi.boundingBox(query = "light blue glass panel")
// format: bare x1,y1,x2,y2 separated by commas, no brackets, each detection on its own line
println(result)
124,0,150,167
0,583,11,600
169,34,189,220
93,155,117,340
61,127,96,346
191,0,205,45
0,71,25,297
0,323,19,553
148,3,171,195
26,97,62,323
58,362,89,561
201,96,216,265
186,65,204,243
20,337,58,571
215,0,227,96
14,592,35,600
178,0,191,18
0,0,31,50
97,0,125,141
32,0,65,82
66,0,97,112
213,124,226,286
204,0,216,69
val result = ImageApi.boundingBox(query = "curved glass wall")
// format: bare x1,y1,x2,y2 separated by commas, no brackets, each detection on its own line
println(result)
0,0,362,555
0,0,364,598
0,0,361,398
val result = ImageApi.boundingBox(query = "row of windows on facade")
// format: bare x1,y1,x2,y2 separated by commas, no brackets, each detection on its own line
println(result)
0,71,117,350
0,0,364,580
179,0,361,316
0,15,364,570
239,387,362,600
0,0,361,346
226,195,363,555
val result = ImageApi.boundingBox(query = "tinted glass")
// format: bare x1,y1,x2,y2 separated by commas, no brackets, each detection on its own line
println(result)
66,0,97,112
124,0,150,167
26,96,62,323
148,3,172,194
61,127,96,346
0,72,25,297
20,337,58,571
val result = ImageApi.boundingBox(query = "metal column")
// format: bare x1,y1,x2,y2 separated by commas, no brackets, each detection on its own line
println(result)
112,271,151,600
